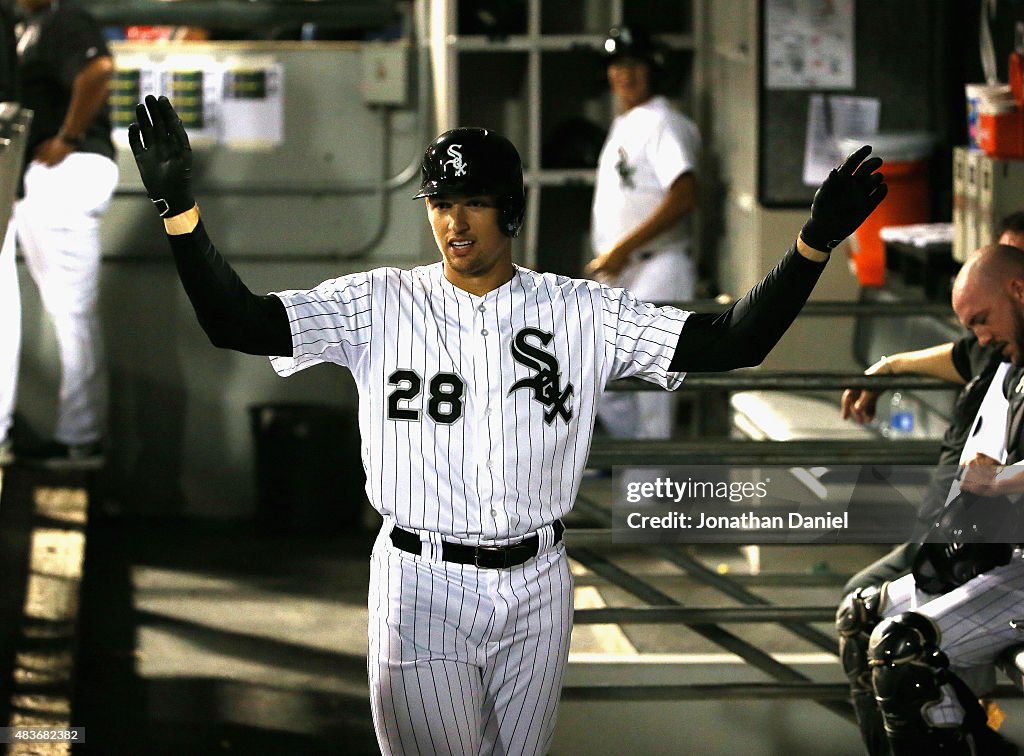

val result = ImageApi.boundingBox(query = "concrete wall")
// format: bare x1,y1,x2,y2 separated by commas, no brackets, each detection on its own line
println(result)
702,0,861,375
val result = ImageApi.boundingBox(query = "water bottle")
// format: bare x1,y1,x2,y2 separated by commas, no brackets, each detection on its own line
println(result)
885,391,916,439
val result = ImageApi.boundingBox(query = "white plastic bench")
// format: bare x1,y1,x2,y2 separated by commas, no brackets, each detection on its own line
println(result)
730,391,879,442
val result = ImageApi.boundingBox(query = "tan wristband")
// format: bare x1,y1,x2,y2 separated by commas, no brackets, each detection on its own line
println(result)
796,236,830,263
163,204,200,235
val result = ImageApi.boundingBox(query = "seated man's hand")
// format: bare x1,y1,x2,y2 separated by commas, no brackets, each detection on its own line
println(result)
840,356,891,423
959,453,1003,497
840,387,879,423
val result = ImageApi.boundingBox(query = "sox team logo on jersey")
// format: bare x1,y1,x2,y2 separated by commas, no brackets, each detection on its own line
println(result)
444,144,467,177
507,327,574,424
615,146,635,189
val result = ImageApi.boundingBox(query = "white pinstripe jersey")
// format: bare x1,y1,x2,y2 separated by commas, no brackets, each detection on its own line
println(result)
270,263,689,544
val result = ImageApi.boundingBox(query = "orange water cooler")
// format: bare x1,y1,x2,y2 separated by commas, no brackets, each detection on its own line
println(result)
839,133,934,287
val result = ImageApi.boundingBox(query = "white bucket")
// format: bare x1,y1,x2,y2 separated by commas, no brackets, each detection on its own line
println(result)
966,83,1014,148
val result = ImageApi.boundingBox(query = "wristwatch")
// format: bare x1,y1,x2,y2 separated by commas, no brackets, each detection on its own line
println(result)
57,127,83,147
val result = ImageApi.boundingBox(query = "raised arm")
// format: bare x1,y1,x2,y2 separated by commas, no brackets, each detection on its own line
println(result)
669,145,887,372
128,95,291,357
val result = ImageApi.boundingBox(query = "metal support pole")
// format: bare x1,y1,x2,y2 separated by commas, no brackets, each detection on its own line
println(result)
574,605,836,624
561,682,851,702
608,372,953,391
585,439,942,466
661,300,953,316
560,681,1022,702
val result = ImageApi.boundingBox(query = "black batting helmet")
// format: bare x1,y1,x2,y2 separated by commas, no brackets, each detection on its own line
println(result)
413,127,526,238
603,25,664,69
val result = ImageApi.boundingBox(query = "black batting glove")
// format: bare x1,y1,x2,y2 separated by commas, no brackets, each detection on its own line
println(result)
799,145,888,252
128,95,195,218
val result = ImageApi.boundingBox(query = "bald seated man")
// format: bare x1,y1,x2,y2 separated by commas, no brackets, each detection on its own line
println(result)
837,226,1024,595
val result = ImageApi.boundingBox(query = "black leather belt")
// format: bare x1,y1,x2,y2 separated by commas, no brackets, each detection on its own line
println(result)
389,521,565,569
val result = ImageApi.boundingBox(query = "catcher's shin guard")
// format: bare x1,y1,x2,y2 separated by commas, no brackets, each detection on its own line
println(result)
868,612,969,755
836,586,889,755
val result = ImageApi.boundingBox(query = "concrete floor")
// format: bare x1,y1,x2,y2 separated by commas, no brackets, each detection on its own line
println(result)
73,517,378,755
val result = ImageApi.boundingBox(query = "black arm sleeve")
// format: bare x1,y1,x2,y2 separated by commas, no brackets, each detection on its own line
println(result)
165,220,293,356
669,244,826,372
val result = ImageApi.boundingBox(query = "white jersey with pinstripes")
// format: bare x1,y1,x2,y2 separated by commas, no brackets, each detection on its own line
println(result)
269,262,688,543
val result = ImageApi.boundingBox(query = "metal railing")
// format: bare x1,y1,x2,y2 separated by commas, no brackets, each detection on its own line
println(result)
586,438,942,466
609,372,953,391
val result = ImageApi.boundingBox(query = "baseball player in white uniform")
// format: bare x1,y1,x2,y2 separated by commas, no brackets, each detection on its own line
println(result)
129,95,886,756
6,0,118,466
588,26,701,442
838,244,1024,756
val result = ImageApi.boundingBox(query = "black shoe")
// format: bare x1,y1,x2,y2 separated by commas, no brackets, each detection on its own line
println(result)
20,440,105,471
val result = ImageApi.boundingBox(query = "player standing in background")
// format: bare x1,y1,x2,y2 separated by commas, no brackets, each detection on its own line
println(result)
587,25,701,443
129,94,885,756
4,0,117,468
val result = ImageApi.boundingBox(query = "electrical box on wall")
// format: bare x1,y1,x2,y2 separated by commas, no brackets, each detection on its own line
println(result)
361,44,408,106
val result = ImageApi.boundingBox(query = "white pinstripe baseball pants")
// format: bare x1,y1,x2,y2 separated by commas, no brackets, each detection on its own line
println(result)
368,519,573,755
880,551,1024,725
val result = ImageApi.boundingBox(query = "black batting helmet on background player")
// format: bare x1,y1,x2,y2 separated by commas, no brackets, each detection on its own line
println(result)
602,25,664,90
413,127,526,237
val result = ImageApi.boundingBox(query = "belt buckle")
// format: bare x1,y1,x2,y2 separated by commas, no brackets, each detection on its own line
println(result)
474,545,507,569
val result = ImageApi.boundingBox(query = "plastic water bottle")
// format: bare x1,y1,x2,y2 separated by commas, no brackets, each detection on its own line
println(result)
885,391,916,439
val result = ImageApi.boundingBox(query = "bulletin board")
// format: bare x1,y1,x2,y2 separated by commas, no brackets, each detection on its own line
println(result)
757,0,945,208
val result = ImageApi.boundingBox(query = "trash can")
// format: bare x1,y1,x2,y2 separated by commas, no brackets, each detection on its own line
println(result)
839,132,934,287
249,403,366,534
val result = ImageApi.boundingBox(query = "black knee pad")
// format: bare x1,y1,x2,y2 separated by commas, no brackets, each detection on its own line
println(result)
868,612,968,753
836,585,882,692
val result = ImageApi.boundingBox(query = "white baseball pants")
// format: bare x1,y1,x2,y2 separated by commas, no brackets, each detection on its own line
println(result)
880,552,1024,726
598,247,693,440
368,519,573,755
0,220,18,443
15,153,118,444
